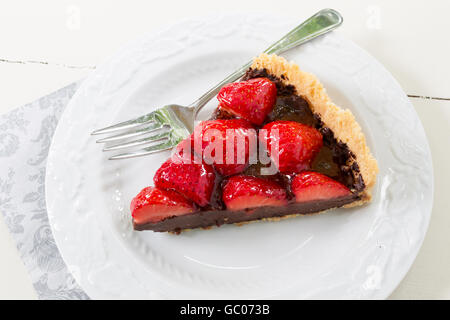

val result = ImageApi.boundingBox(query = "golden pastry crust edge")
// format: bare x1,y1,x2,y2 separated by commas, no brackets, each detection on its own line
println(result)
251,53,378,202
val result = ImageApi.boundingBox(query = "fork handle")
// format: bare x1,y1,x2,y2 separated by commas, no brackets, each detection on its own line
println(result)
190,8,343,117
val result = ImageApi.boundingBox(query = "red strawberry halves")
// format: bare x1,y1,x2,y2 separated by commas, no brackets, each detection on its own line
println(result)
171,134,198,164
154,158,216,207
193,119,256,176
291,171,351,202
217,78,277,125
262,121,323,174
222,175,288,210
131,187,196,225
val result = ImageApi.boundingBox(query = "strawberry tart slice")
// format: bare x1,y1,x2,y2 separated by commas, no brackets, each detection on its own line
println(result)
131,54,378,233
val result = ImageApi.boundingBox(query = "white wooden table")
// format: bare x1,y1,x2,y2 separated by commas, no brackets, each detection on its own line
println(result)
1,0,449,299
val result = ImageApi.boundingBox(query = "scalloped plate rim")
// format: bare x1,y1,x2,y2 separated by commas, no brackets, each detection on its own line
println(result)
45,13,433,300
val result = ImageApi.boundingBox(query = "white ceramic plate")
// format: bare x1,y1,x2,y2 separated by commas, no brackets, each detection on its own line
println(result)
46,13,433,299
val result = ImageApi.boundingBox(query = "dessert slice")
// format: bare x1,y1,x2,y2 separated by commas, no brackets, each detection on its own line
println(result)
131,54,378,233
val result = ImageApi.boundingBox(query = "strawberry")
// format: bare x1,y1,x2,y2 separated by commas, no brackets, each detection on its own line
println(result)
222,175,287,210
291,171,351,202
171,134,198,164
193,119,256,176
262,121,323,174
154,158,216,207
131,186,196,224
217,77,277,125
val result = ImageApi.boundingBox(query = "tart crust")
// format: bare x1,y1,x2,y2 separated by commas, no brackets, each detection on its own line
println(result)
251,54,378,203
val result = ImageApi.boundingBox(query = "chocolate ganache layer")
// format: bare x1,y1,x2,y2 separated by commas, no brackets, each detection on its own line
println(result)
134,194,359,233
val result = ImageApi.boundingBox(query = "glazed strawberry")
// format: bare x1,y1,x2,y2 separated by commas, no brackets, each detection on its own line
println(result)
193,119,256,176
131,187,196,224
217,78,277,125
222,175,287,210
291,171,351,202
154,158,216,207
262,121,323,174
171,134,198,164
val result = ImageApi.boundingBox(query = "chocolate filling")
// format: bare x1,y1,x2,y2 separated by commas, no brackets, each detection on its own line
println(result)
134,68,365,232
135,195,358,233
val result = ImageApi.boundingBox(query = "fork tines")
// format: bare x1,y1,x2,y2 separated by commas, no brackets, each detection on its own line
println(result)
92,111,173,160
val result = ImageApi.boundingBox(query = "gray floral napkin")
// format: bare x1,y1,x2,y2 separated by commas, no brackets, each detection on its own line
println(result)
0,83,89,300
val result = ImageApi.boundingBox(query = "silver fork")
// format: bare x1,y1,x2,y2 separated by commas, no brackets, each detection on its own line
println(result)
92,8,343,160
